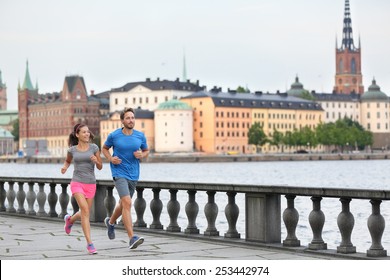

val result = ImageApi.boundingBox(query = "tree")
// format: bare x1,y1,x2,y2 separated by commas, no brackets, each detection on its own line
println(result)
270,129,284,152
248,122,268,152
236,86,250,93
11,118,19,142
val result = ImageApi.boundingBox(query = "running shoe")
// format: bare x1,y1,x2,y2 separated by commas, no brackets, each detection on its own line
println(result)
129,236,144,249
104,217,115,240
87,243,97,254
64,214,73,235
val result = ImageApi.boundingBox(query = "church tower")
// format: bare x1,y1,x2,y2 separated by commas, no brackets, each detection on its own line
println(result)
333,0,364,94
0,70,7,110
18,60,38,144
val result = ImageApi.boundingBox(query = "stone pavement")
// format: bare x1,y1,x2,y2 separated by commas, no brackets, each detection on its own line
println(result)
0,214,384,260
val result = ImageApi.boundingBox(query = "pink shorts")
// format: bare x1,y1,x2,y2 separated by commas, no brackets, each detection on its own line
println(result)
70,181,96,199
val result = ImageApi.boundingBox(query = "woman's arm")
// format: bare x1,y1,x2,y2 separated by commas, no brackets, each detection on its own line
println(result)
61,153,72,174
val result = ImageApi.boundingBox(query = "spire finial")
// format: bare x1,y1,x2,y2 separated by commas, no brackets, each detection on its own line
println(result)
341,0,356,51
182,47,187,82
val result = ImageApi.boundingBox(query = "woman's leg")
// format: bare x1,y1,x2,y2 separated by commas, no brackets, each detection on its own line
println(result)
73,193,93,244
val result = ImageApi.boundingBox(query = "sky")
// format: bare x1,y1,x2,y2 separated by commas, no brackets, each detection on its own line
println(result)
1,0,390,110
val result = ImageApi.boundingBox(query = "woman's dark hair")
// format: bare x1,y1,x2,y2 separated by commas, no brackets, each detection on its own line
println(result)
68,123,95,147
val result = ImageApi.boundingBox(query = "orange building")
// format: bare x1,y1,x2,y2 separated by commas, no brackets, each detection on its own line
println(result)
181,90,323,154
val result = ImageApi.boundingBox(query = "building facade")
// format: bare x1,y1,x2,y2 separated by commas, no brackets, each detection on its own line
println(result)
154,99,193,153
181,90,324,154
109,78,204,112
18,62,100,156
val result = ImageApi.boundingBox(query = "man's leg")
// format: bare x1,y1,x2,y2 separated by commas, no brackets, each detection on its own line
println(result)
119,195,133,238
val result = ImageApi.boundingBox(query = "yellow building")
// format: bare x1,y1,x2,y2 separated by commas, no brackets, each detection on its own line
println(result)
100,109,155,152
181,90,323,154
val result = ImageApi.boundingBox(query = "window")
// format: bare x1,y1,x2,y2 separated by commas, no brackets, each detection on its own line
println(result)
351,58,356,74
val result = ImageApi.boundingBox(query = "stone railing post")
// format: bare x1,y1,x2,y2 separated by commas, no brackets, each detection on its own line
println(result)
367,199,387,257
59,183,69,218
166,189,181,232
225,191,240,238
6,181,16,213
48,183,58,217
283,195,300,247
246,193,280,242
204,191,219,236
36,182,47,217
308,196,327,250
337,198,356,253
150,188,163,229
134,187,147,228
104,186,116,218
16,181,26,214
185,190,199,234
26,181,37,216
0,181,6,212
91,182,107,222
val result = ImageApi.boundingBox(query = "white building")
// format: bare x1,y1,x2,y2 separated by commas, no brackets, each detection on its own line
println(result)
154,99,193,153
109,78,204,112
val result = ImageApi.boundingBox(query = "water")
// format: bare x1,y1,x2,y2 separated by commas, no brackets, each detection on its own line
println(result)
1,160,390,252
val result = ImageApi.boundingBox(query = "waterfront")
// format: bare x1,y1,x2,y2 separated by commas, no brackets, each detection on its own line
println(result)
1,160,390,252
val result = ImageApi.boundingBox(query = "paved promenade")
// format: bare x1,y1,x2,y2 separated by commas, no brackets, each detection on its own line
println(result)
1,214,384,260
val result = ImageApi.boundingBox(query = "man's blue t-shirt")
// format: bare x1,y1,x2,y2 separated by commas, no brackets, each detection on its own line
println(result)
104,128,148,181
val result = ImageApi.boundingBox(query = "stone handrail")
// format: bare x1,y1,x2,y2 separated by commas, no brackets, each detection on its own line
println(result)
0,176,389,258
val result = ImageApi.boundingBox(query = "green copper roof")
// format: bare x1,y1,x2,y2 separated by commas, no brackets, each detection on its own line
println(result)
287,76,305,97
0,127,14,138
361,79,388,101
156,99,192,110
22,60,35,91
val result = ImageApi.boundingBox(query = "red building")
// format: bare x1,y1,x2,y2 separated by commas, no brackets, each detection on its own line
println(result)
18,61,100,156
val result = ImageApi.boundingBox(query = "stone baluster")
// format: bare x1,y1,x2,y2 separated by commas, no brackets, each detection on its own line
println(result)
185,190,199,234
367,199,387,257
134,187,147,228
204,191,219,236
308,196,327,250
26,182,36,215
166,189,181,232
59,183,70,218
283,195,300,246
104,186,116,217
16,181,26,214
224,191,240,238
150,188,163,229
36,182,47,216
337,198,356,253
48,183,58,217
6,181,16,213
0,181,6,211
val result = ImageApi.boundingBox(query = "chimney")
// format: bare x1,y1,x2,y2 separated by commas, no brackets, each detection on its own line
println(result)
90,90,94,96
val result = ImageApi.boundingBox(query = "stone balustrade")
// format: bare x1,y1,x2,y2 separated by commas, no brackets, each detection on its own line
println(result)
0,176,389,258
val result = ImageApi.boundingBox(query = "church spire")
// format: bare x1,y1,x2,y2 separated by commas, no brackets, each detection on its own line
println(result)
0,70,6,88
181,48,187,82
22,60,35,91
340,0,357,51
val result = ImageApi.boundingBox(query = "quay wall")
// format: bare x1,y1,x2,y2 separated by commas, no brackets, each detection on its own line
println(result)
1,152,389,164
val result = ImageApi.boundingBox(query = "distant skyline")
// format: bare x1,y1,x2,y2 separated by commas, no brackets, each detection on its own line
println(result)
1,0,390,110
